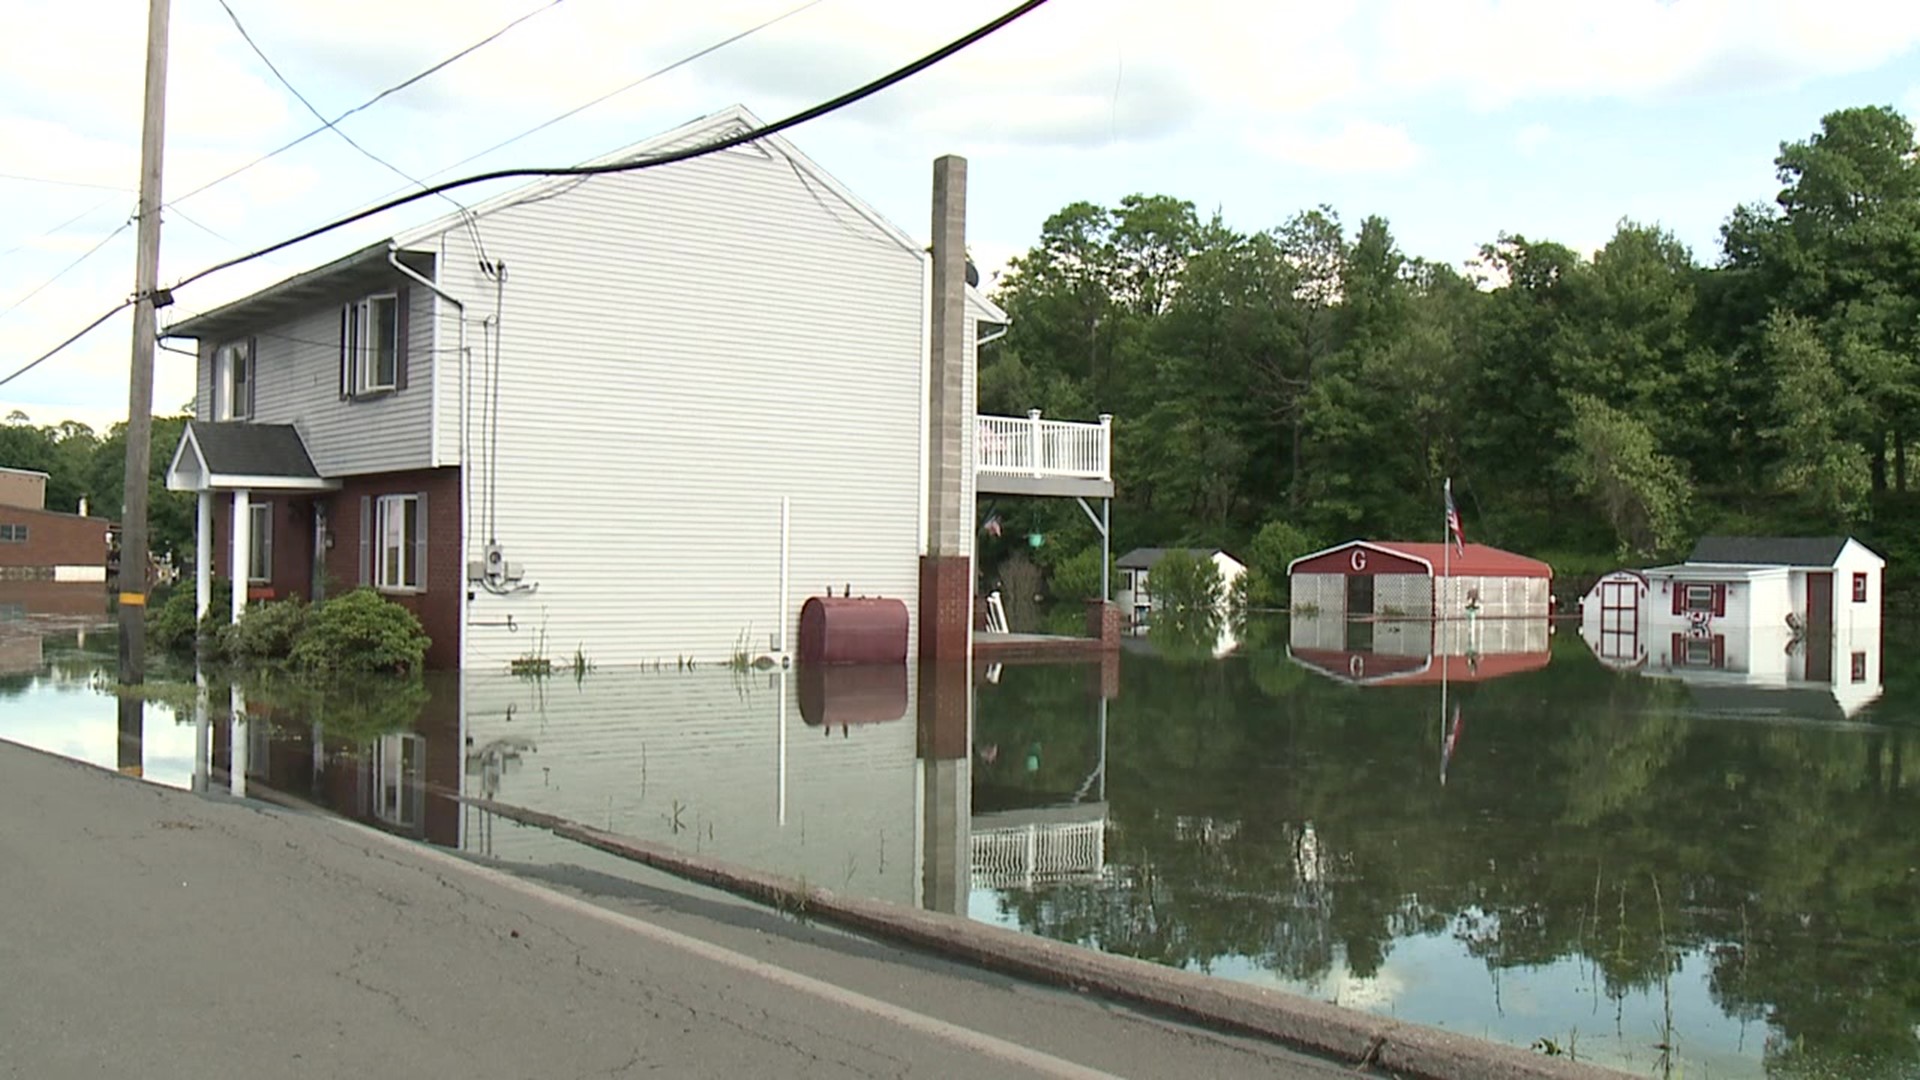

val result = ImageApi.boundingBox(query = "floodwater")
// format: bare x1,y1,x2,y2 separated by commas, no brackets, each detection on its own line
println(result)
4,608,1918,1079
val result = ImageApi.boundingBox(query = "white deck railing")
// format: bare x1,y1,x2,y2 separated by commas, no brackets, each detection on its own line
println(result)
977,410,1112,482
971,819,1108,889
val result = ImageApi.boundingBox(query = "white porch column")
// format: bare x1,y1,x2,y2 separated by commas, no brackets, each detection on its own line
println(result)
230,488,250,625
195,490,213,619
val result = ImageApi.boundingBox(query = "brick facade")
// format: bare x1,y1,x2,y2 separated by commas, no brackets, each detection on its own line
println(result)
209,467,462,669
918,554,971,662
0,506,111,572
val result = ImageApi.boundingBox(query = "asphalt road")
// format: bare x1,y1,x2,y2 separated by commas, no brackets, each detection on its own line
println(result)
0,740,1355,1079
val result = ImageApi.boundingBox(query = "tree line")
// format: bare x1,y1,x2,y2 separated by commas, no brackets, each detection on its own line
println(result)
0,411,193,562
981,105,1920,604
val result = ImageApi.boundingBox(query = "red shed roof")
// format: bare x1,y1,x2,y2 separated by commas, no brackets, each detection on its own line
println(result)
1289,540,1552,579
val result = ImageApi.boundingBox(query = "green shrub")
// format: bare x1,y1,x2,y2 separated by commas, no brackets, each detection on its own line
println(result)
290,589,431,676
147,577,232,654
218,598,309,663
1048,544,1117,602
1246,520,1320,608
1150,550,1223,613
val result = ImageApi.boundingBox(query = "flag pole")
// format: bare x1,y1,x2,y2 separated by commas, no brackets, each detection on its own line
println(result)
1440,478,1450,759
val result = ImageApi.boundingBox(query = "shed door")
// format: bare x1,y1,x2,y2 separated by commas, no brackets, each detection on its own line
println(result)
1346,572,1374,617
1807,572,1834,635
1599,579,1640,660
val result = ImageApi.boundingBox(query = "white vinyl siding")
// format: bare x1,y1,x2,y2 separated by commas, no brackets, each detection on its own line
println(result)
191,288,433,476
437,145,928,668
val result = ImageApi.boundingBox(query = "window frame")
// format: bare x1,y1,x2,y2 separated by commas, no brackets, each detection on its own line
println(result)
247,501,273,585
216,341,252,421
0,523,25,543
374,493,422,593
1852,572,1868,604
347,293,401,396
1684,584,1716,613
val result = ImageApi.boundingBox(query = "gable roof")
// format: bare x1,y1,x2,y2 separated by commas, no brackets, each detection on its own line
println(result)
1288,540,1552,579
1688,536,1855,567
1117,547,1237,570
165,422,337,493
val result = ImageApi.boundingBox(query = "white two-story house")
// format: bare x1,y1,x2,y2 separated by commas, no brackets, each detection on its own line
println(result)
164,106,1114,670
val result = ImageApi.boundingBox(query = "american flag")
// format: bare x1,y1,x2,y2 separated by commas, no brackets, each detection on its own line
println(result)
1444,478,1465,554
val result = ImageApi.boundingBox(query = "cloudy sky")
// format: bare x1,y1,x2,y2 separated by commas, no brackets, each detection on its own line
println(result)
3,0,1918,430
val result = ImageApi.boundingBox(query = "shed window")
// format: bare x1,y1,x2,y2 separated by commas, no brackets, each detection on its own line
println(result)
1852,652,1868,683
1853,573,1868,603
1684,585,1715,613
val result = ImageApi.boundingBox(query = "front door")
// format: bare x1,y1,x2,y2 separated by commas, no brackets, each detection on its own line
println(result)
1346,572,1374,618
1807,572,1834,635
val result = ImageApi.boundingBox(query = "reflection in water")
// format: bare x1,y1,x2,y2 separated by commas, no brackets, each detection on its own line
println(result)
7,621,1920,1078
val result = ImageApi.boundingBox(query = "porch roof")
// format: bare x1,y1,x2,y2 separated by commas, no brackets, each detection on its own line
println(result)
165,421,339,493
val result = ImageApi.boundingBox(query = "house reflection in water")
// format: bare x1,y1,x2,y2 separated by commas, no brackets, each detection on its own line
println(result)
1286,615,1551,686
186,655,1122,920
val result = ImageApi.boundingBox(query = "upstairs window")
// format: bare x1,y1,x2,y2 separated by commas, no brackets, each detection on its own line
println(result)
341,290,407,398
0,523,26,543
1853,573,1868,603
215,340,254,421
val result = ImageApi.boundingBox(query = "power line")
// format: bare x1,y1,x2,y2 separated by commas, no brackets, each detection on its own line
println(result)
0,300,133,388
0,219,134,321
409,0,829,188
174,0,1050,293
169,0,566,207
0,198,120,261
0,172,135,193
3,0,1048,386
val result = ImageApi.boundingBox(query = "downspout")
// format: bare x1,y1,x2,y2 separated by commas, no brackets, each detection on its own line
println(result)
388,247,470,655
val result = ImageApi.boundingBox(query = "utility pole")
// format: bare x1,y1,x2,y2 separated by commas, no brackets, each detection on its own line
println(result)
117,0,173,685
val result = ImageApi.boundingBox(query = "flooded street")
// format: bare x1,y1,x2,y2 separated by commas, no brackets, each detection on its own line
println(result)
5,613,1918,1079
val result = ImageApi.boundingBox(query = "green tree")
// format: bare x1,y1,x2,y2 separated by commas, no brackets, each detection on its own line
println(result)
1759,313,1872,523
1559,394,1693,557
1148,550,1222,614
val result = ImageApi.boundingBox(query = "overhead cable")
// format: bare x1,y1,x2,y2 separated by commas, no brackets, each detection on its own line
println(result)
172,0,1050,293
169,0,567,206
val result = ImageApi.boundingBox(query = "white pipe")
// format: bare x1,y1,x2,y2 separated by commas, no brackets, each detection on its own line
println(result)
230,488,249,625
195,489,212,619
228,685,247,798
778,496,791,658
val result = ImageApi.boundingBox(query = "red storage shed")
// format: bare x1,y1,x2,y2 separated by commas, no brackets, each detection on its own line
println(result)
1287,540,1551,620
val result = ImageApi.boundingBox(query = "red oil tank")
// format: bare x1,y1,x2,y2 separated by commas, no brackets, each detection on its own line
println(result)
798,595,909,665
798,663,909,729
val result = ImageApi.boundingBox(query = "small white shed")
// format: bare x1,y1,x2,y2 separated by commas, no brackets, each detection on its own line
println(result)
1114,547,1246,624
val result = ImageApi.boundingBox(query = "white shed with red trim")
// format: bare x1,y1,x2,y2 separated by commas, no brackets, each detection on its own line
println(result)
1287,540,1552,620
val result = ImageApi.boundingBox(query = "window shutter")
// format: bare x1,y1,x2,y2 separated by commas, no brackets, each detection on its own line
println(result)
1671,633,1684,662
358,495,372,586
245,336,258,419
1712,584,1726,618
339,305,352,401
395,286,411,391
412,491,427,590
1711,635,1726,668
1670,583,1684,615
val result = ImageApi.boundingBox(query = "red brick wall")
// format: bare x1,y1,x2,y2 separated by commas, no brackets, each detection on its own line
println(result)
324,469,462,671
918,554,971,662
0,506,111,569
208,468,462,670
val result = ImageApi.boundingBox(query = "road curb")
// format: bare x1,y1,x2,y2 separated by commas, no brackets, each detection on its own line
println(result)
441,788,1627,1080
